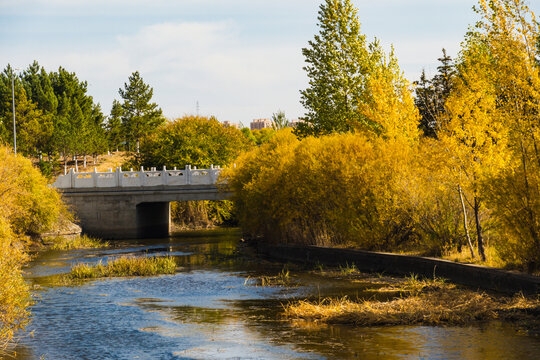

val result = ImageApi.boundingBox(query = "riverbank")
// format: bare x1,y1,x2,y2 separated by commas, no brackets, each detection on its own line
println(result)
256,242,539,333
257,243,540,294
15,230,540,359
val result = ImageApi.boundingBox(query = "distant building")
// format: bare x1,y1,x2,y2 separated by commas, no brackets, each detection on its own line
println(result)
222,121,240,129
250,118,272,130
288,119,304,128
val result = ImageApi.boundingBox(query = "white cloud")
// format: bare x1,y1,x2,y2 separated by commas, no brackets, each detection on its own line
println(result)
6,0,537,124
23,20,307,122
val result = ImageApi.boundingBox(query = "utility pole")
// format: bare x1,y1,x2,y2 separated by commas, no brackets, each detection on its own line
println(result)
11,69,18,155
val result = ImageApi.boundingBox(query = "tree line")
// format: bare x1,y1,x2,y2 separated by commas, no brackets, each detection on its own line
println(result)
228,0,540,272
0,64,164,172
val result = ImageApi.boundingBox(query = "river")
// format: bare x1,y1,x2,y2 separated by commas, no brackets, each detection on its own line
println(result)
12,229,540,359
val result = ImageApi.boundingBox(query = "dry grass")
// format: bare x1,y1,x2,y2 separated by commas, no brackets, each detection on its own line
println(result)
70,151,130,173
47,235,108,251
69,256,177,279
283,276,540,327
442,246,506,268
94,151,130,172
244,267,294,287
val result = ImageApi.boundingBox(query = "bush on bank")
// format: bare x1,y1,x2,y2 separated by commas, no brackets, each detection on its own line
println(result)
0,144,67,348
224,130,468,254
226,125,540,271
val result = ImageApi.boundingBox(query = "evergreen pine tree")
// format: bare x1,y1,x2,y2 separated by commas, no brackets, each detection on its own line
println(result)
21,61,58,117
87,103,107,162
434,49,454,101
414,70,437,137
119,71,164,152
107,99,124,151
296,0,376,137
0,66,16,142
50,67,104,164
414,49,455,138
7,86,53,156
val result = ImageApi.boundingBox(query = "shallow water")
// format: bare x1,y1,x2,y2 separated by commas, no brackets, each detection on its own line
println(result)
12,229,540,359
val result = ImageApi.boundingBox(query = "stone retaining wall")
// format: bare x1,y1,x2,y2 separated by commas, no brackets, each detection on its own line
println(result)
257,243,540,295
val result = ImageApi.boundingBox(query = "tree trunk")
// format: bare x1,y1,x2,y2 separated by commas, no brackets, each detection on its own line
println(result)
473,196,486,261
83,154,87,168
136,139,140,153
458,185,475,258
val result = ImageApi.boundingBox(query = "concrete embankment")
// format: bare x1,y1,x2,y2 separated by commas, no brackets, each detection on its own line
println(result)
257,243,540,295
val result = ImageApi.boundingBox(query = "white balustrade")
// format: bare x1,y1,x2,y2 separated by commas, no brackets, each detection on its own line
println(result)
52,165,223,189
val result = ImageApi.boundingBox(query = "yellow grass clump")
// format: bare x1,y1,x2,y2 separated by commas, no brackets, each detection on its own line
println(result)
70,256,177,279
283,278,539,326
48,235,108,251
244,267,293,287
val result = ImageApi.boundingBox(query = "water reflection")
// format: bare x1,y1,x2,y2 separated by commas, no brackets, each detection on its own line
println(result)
13,229,540,359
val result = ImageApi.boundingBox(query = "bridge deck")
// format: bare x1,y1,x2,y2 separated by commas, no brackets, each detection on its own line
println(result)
53,165,223,189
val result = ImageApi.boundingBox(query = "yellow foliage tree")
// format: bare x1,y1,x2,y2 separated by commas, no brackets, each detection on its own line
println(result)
439,37,510,261
225,130,444,251
356,48,420,144
0,145,67,348
444,0,540,269
225,40,466,255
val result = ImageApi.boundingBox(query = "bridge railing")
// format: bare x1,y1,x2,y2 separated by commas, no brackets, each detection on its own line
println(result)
52,165,223,189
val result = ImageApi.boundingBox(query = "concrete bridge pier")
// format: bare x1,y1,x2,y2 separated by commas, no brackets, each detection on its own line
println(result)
66,195,171,239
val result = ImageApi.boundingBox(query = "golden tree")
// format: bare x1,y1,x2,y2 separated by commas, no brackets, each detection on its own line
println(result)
442,0,540,267
475,0,540,270
356,46,420,144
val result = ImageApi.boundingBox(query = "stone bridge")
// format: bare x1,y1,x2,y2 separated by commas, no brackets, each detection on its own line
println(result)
53,166,231,239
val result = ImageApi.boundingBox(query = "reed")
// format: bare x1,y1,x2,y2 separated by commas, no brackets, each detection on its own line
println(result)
283,278,540,326
339,262,359,275
70,256,176,279
245,267,293,287
49,235,108,250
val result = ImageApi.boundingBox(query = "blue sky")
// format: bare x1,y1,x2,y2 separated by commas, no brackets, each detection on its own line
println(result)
1,0,538,125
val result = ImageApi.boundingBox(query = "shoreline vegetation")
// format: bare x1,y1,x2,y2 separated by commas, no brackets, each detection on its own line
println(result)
0,146,68,348
282,270,540,331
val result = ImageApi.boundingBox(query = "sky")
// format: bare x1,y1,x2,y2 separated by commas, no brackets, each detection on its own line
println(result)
1,0,539,125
